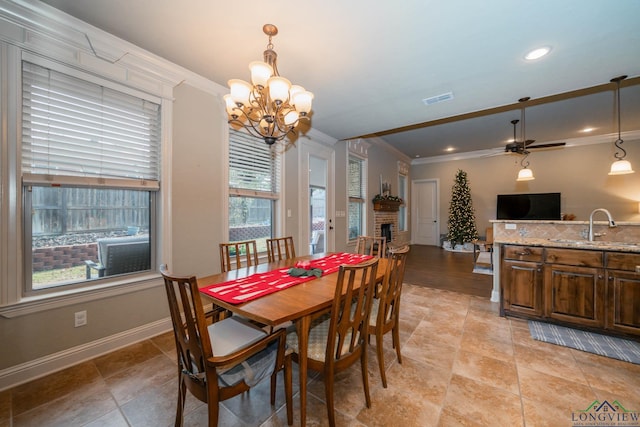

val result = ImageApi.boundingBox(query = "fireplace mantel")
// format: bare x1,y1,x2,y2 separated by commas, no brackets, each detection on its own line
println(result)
373,200,402,212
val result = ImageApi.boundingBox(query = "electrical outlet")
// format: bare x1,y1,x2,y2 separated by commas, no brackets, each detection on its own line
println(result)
505,223,517,230
74,310,87,327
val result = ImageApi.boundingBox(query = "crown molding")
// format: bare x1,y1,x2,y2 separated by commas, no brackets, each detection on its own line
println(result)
411,130,640,165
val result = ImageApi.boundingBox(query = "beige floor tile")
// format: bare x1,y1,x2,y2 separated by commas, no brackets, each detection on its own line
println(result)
517,365,596,411
385,357,451,406
11,361,103,416
459,330,514,363
402,335,458,371
93,340,164,378
521,397,575,427
441,374,523,427
13,384,117,427
357,385,442,427
104,354,177,405
83,408,129,427
452,349,519,394
514,342,589,385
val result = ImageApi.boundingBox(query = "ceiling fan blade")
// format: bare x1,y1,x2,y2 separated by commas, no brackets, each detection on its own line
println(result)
527,142,567,149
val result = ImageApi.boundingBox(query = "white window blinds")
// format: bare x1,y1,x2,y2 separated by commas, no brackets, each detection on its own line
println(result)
229,130,280,198
21,61,161,186
348,156,364,201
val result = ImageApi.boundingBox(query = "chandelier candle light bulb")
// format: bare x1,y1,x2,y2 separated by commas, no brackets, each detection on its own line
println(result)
226,24,314,149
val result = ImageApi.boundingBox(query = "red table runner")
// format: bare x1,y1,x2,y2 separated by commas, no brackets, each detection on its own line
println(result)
200,252,374,304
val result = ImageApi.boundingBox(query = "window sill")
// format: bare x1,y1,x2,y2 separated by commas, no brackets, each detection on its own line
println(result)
0,273,162,318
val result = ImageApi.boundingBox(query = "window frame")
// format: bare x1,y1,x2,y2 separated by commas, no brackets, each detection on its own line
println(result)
227,129,282,257
0,42,172,316
347,154,366,243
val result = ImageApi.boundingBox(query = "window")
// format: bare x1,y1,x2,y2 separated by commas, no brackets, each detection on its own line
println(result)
228,130,280,253
348,156,366,241
398,173,408,231
21,61,161,294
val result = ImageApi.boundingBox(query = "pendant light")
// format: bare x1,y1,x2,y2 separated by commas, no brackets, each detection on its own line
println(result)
608,75,634,175
515,97,535,181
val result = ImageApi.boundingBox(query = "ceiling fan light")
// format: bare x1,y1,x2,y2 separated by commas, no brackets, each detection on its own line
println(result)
517,168,535,181
608,159,635,175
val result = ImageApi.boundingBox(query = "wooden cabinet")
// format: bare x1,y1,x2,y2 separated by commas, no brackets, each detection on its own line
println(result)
605,252,640,335
543,248,605,328
544,264,605,328
501,246,543,317
500,244,640,338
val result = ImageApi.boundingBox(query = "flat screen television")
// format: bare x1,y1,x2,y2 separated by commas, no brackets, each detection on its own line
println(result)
496,192,561,220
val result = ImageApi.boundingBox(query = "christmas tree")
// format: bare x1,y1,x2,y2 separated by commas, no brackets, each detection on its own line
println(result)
446,169,478,246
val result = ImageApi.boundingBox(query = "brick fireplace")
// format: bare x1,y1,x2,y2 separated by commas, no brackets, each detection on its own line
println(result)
373,210,398,246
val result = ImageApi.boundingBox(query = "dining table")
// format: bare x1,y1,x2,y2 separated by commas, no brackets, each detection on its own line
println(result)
197,252,388,427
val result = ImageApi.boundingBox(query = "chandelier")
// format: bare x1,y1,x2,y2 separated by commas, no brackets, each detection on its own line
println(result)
224,24,314,148
608,75,634,175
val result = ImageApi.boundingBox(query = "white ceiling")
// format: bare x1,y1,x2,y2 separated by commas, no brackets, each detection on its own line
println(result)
38,0,640,159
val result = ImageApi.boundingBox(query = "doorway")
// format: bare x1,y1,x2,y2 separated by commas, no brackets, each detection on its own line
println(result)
300,141,334,254
412,179,439,246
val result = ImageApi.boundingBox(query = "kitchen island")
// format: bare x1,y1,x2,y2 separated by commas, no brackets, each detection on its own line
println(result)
491,220,640,339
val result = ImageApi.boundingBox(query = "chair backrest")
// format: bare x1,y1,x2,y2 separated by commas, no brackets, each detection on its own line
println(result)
219,240,259,273
160,264,212,401
266,236,296,263
377,245,410,327
95,235,150,276
355,235,386,257
485,226,494,245
326,258,379,363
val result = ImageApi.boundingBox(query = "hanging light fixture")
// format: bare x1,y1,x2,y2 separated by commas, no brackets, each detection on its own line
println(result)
608,75,634,175
515,97,535,181
224,24,314,149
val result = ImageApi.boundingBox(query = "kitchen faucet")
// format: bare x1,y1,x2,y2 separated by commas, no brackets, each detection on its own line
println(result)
588,208,616,241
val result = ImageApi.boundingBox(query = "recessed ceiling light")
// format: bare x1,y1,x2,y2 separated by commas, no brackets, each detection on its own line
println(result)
445,147,455,152
524,46,551,60
581,127,595,133
415,154,420,158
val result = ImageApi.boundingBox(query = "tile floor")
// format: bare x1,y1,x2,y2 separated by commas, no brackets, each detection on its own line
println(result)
2,284,640,426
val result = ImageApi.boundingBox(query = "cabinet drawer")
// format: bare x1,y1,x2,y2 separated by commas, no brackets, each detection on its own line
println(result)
545,248,603,267
606,252,640,272
503,245,543,262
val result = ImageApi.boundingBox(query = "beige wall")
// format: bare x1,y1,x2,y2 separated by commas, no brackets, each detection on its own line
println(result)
411,138,640,239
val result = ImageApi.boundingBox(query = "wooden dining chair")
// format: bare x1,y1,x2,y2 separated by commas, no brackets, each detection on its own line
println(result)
219,240,259,273
266,236,296,263
367,245,410,388
284,258,379,427
160,265,292,427
355,235,387,257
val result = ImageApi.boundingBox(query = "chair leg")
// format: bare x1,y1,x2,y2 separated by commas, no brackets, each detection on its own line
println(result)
361,349,372,408
392,324,402,364
324,366,336,427
270,369,277,405
206,381,219,427
375,331,387,388
175,377,185,427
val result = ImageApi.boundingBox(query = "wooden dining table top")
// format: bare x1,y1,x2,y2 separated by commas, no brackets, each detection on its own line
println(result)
197,253,388,325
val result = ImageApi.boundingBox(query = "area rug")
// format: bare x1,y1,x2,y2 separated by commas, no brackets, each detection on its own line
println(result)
528,320,640,364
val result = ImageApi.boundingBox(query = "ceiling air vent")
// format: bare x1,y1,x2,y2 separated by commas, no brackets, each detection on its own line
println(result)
422,91,454,106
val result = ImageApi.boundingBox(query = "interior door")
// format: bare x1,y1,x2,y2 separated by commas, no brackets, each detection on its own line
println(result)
412,179,439,245
300,141,334,254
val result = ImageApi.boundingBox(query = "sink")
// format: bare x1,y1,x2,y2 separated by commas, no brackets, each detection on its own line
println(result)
547,239,640,248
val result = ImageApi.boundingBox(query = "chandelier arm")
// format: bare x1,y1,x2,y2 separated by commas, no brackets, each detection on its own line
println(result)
520,152,530,168
613,76,627,160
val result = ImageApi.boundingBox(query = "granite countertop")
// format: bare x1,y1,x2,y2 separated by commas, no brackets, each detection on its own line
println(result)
494,237,640,253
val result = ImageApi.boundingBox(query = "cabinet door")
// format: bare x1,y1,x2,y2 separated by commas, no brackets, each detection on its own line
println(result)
502,260,543,316
544,264,605,327
607,270,640,336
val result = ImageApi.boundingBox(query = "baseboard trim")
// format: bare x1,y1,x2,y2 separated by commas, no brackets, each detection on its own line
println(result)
0,317,173,391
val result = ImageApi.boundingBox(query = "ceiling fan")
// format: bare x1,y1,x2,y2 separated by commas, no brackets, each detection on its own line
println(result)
504,97,566,154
